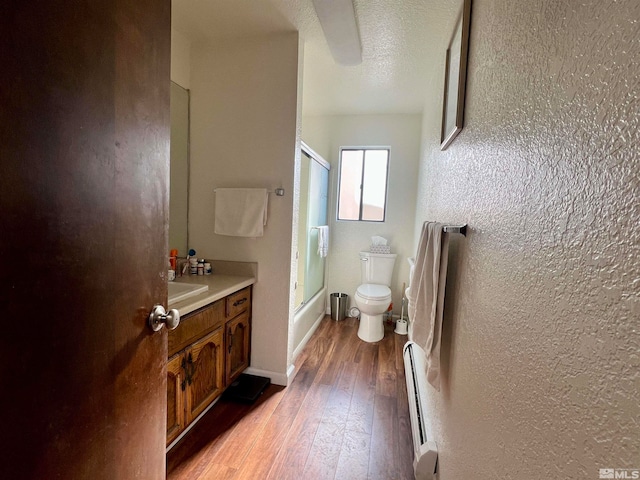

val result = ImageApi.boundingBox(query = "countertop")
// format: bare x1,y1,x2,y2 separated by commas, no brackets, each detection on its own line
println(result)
168,260,257,316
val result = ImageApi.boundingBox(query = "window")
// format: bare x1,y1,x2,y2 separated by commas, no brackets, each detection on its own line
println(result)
337,148,389,222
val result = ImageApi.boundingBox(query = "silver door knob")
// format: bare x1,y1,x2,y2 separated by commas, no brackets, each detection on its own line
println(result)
148,305,180,332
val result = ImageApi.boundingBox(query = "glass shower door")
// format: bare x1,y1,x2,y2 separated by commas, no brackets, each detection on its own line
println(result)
295,148,330,309
303,156,329,303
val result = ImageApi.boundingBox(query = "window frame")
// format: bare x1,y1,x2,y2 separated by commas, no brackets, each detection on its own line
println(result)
336,147,390,223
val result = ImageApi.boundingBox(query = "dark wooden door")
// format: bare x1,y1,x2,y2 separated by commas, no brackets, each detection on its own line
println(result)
0,1,171,478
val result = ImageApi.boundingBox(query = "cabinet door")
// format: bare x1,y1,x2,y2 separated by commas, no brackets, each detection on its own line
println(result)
226,312,251,385
185,329,225,424
167,353,186,445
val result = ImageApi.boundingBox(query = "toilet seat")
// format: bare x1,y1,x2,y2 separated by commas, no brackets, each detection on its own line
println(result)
356,283,391,301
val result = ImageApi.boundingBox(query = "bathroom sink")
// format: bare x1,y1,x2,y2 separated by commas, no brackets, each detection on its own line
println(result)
168,282,208,304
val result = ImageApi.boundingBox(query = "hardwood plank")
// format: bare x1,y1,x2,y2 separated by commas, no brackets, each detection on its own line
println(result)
300,419,344,479
232,413,294,480
334,429,371,480
196,464,236,480
167,317,414,480
368,394,398,479
167,386,283,478
314,321,354,385
394,325,408,370
167,400,251,478
337,317,362,364
301,360,358,479
266,383,332,480
204,387,286,469
328,360,359,422
346,341,378,435
375,325,397,397
272,320,335,419
294,314,333,367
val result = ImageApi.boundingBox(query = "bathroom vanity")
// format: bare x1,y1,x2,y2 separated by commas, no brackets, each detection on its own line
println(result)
166,264,255,446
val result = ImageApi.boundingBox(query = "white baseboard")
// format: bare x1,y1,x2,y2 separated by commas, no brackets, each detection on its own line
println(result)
285,364,296,386
244,367,291,386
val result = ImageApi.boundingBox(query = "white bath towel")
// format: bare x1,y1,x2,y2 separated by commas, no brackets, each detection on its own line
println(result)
407,221,450,391
214,188,268,237
316,225,329,258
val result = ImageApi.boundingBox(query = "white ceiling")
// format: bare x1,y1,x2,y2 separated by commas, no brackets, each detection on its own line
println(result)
172,0,460,116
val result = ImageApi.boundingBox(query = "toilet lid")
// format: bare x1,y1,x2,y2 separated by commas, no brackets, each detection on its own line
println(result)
356,283,391,300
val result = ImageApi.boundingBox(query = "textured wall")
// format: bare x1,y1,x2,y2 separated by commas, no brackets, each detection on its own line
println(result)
416,0,640,478
303,114,422,315
189,33,299,383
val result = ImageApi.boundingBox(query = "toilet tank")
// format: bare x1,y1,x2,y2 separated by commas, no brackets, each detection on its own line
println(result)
360,252,397,286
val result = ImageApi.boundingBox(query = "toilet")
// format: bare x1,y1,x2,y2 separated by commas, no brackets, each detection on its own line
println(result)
354,251,397,342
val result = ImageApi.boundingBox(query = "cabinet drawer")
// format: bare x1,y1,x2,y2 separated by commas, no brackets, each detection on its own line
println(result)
225,286,251,319
168,300,224,357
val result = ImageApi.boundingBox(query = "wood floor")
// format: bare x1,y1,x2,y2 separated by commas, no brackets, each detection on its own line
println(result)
167,315,414,480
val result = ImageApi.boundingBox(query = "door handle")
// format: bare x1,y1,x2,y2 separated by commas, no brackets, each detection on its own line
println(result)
148,305,180,332
180,357,187,391
187,352,195,385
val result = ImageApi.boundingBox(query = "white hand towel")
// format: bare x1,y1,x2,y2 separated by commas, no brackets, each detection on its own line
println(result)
406,221,449,391
316,225,329,258
214,188,268,237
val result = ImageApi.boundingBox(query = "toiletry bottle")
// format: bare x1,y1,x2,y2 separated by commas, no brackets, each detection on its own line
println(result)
169,249,178,271
168,260,175,282
204,262,212,275
197,259,204,276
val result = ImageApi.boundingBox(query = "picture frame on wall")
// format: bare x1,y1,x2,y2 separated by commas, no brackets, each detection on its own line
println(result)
440,0,472,150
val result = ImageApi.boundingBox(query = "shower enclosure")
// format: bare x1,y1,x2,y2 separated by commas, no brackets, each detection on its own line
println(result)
293,142,330,356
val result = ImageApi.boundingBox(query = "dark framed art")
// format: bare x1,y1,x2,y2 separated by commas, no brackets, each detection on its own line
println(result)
440,0,472,150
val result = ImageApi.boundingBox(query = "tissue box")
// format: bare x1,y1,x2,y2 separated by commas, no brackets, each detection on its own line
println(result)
370,245,391,254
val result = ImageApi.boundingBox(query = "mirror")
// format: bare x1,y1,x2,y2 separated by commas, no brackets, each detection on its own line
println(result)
169,81,190,256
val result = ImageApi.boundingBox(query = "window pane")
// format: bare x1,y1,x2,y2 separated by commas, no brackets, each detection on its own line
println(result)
361,150,388,221
337,150,363,220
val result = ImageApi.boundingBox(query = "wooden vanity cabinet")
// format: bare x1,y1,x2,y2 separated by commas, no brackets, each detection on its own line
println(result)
166,332,225,445
226,311,250,384
185,329,225,424
225,287,251,384
167,285,252,445
166,353,185,445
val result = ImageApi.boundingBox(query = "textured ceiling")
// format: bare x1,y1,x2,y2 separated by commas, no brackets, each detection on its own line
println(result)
172,0,460,115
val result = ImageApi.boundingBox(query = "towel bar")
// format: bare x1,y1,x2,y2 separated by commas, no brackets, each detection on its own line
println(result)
213,188,285,196
442,224,467,236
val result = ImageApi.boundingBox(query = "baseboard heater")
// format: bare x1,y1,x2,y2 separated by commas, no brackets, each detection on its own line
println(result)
403,341,438,479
